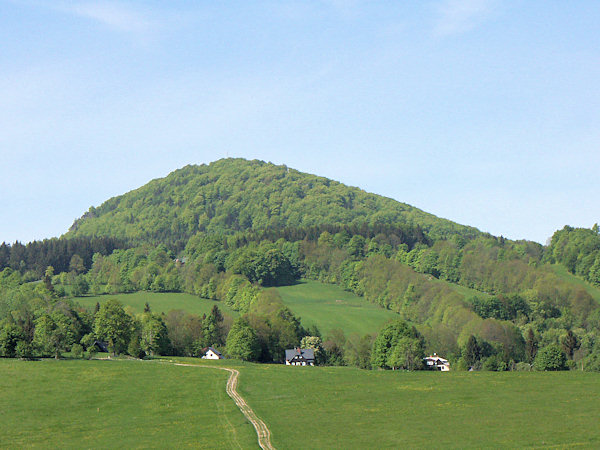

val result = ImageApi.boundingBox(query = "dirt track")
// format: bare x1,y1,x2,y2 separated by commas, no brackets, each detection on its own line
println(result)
175,363,275,450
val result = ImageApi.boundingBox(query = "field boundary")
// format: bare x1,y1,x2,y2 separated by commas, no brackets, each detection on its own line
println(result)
174,363,275,450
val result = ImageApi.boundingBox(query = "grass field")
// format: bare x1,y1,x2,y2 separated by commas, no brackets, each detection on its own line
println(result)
552,264,600,302
0,358,257,449
75,291,240,317
276,280,398,336
237,364,600,449
4,357,599,449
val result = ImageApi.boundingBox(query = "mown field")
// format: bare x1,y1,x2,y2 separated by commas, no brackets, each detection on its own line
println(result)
3,357,599,449
276,280,398,336
0,358,256,449
237,364,600,448
76,291,239,317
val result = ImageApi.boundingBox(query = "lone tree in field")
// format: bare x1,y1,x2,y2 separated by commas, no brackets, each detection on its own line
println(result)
94,299,132,356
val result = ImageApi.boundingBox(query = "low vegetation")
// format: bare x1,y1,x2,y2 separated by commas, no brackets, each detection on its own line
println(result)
238,364,600,448
0,359,257,449
3,357,599,448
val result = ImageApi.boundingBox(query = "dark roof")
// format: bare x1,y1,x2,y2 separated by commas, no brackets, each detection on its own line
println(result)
93,340,109,352
285,348,315,361
207,347,222,356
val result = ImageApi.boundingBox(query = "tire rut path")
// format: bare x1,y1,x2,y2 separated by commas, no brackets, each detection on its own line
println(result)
175,363,275,450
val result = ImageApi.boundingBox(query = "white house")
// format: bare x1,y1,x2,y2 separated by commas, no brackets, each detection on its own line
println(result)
424,353,450,371
285,348,315,366
202,347,223,360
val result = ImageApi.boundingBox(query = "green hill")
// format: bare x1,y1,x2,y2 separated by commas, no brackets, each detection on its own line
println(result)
66,158,480,246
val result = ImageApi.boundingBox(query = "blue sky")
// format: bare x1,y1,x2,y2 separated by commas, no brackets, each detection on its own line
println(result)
1,1,598,244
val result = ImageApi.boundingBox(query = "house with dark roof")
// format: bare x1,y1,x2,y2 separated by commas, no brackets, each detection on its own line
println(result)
202,347,223,360
285,348,315,366
93,340,109,353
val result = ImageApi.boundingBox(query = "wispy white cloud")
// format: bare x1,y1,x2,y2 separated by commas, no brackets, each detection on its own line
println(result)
59,1,153,33
433,0,497,36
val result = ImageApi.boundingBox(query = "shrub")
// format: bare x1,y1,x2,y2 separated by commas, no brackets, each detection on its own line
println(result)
71,343,84,359
515,362,532,371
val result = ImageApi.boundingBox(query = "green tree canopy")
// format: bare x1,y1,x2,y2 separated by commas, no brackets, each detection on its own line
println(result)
534,344,567,371
371,319,424,370
93,299,133,356
226,318,260,361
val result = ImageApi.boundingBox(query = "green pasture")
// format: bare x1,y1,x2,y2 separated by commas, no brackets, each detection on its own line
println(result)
276,280,398,336
552,264,600,302
75,291,239,317
237,364,600,449
0,358,256,449
2,357,600,449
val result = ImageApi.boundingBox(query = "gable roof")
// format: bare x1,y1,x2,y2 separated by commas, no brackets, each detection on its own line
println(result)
285,348,315,361
424,354,449,364
206,347,222,356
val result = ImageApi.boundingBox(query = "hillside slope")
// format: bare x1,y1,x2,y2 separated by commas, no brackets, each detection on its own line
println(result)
66,158,480,246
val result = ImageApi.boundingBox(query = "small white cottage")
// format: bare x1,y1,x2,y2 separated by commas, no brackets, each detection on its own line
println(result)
202,347,223,360
424,353,450,371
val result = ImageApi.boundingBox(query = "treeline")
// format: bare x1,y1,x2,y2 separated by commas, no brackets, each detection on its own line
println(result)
5,221,600,370
0,237,128,277
546,225,600,285
0,276,314,364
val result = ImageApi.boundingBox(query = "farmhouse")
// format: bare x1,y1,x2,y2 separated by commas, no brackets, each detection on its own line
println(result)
424,353,450,371
202,347,223,360
285,348,315,366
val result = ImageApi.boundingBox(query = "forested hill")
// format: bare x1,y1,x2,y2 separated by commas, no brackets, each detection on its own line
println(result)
66,158,481,247
3,158,600,370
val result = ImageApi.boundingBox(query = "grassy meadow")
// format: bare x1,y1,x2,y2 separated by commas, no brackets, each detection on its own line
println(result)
76,281,399,337
0,358,257,449
552,264,600,302
237,364,600,449
76,291,239,317
276,280,398,336
3,357,599,449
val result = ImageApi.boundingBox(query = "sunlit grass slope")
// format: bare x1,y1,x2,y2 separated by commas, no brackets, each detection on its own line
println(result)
552,264,600,302
237,364,600,449
0,359,256,449
276,280,398,336
76,291,239,317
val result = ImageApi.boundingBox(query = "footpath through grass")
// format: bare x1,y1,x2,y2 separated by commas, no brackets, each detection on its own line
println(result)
237,364,600,449
276,280,398,336
76,291,239,317
0,358,256,449
2,357,600,448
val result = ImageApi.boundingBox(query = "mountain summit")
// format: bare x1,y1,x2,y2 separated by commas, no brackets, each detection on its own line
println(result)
67,158,479,245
